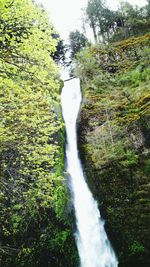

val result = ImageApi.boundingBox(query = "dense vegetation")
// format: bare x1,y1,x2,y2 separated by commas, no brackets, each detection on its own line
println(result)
68,1,150,267
84,0,150,43
0,1,78,266
75,21,150,267
69,0,150,59
1,0,150,266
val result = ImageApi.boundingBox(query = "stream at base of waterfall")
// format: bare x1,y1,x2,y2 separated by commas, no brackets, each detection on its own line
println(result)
61,78,118,267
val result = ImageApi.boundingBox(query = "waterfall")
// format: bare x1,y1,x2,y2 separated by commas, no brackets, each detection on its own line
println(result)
61,78,118,267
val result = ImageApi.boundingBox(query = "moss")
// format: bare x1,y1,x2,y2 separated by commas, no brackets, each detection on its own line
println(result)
76,34,150,267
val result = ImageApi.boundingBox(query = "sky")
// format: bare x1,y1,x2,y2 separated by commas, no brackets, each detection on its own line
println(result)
37,0,147,40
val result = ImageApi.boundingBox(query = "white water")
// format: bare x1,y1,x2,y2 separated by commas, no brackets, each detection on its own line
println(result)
61,78,118,267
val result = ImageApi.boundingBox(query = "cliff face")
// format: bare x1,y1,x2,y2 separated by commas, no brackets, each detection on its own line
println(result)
76,34,150,267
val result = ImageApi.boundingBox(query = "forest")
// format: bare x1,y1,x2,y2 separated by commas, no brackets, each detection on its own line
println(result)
0,0,150,267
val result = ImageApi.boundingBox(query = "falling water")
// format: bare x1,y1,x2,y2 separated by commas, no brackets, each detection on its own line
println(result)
61,78,118,267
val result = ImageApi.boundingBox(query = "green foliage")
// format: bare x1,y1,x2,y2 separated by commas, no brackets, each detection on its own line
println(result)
84,0,150,43
85,0,106,42
129,241,145,256
69,30,89,60
51,33,67,65
76,34,150,267
0,1,77,266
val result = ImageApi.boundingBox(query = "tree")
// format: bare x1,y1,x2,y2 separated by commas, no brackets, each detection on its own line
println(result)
85,0,116,43
0,1,77,266
111,1,150,41
84,0,150,43
69,30,89,60
51,33,67,65
146,0,150,16
86,0,105,42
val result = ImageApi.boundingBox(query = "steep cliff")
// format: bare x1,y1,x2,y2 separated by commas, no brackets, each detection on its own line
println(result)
76,34,150,267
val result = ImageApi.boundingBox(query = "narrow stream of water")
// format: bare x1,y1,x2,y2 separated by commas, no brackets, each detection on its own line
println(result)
61,78,118,267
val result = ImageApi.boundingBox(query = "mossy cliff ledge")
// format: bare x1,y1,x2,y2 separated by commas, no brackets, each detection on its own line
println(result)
76,34,150,267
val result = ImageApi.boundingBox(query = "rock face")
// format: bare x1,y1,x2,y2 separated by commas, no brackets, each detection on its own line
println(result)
76,34,150,267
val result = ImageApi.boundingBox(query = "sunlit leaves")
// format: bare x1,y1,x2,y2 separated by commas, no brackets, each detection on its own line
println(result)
0,1,73,266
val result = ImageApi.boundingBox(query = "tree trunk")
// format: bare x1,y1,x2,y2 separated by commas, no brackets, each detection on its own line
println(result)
91,18,97,43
